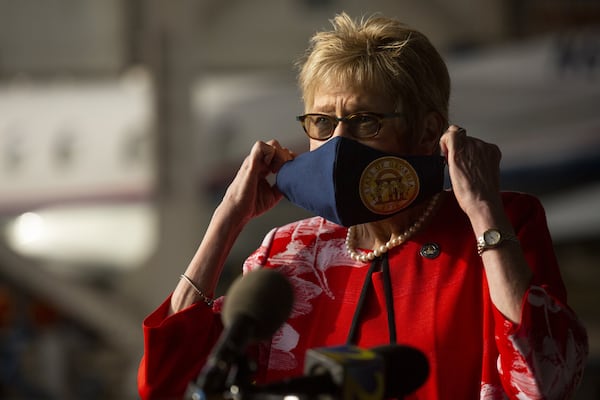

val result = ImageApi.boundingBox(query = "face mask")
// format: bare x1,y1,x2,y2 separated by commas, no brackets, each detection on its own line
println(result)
276,136,445,227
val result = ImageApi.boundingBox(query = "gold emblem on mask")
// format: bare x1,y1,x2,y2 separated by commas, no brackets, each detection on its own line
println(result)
359,157,420,215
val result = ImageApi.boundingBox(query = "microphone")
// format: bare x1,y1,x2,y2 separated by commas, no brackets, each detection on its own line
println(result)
186,268,294,397
373,344,429,397
258,344,429,399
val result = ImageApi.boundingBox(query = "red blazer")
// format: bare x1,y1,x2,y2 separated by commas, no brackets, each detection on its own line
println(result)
138,192,588,399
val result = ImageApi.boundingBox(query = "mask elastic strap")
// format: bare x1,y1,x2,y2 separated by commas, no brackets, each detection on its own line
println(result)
346,253,397,345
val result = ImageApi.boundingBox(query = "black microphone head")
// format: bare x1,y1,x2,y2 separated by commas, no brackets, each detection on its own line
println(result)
222,268,294,340
372,344,430,397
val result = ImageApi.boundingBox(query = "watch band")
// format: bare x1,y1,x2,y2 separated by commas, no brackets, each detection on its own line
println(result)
477,229,519,256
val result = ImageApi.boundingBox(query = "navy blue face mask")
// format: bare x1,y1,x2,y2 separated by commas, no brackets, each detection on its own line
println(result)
276,136,445,227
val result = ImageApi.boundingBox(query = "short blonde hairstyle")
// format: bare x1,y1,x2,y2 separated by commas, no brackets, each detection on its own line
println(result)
297,12,450,136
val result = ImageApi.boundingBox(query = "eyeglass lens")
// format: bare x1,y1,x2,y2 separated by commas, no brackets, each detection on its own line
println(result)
304,114,380,139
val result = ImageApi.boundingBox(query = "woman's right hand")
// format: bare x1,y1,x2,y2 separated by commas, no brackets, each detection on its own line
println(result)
171,140,293,314
220,139,295,224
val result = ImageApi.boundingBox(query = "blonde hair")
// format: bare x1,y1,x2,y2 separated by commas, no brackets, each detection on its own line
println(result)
296,12,450,136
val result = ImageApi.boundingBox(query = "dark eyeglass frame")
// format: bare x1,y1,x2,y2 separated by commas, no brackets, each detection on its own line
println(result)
296,112,404,141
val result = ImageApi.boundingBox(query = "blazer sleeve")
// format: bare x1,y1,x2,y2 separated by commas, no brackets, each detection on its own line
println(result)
137,295,224,400
493,193,589,399
136,227,283,399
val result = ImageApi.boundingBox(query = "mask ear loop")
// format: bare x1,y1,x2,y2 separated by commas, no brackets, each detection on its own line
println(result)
346,253,397,345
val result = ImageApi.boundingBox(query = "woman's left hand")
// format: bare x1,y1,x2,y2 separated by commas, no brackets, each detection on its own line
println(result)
439,125,503,219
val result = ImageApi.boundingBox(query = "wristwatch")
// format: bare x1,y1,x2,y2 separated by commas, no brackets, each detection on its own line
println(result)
476,228,519,256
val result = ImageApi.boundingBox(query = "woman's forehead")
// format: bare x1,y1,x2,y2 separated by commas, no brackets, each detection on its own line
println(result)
309,86,395,111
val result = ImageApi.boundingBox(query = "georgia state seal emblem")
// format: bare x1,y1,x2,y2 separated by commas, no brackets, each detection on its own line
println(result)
359,156,420,215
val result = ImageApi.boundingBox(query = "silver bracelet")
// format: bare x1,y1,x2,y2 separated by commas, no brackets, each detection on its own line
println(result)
179,274,214,306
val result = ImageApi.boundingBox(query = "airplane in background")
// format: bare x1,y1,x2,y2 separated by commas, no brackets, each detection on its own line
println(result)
0,71,158,273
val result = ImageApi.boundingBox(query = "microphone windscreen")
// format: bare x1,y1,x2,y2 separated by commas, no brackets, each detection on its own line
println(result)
372,345,429,397
222,268,294,340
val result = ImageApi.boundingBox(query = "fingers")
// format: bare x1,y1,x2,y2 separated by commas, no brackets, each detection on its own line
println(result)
440,125,500,160
266,139,296,159
263,140,295,172
446,124,466,137
247,140,295,175
439,124,502,178
439,124,466,158
454,125,467,135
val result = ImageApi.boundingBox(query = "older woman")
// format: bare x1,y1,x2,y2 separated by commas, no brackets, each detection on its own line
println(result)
138,13,588,399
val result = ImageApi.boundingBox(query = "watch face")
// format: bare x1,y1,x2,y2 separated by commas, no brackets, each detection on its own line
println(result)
484,229,501,246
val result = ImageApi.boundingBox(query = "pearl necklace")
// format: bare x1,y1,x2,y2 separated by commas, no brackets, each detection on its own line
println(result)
345,192,442,263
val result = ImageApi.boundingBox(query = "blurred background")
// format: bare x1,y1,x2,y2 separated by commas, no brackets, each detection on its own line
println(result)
0,0,598,398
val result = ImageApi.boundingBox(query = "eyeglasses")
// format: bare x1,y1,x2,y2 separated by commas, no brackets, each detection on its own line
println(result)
296,112,404,141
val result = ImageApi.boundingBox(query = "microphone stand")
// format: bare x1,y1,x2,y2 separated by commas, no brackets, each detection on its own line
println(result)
184,353,257,400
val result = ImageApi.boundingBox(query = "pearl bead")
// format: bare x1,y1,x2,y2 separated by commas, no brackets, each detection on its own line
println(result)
346,193,441,262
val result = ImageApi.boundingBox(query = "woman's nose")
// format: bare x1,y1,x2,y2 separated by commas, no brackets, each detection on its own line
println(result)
331,119,351,138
